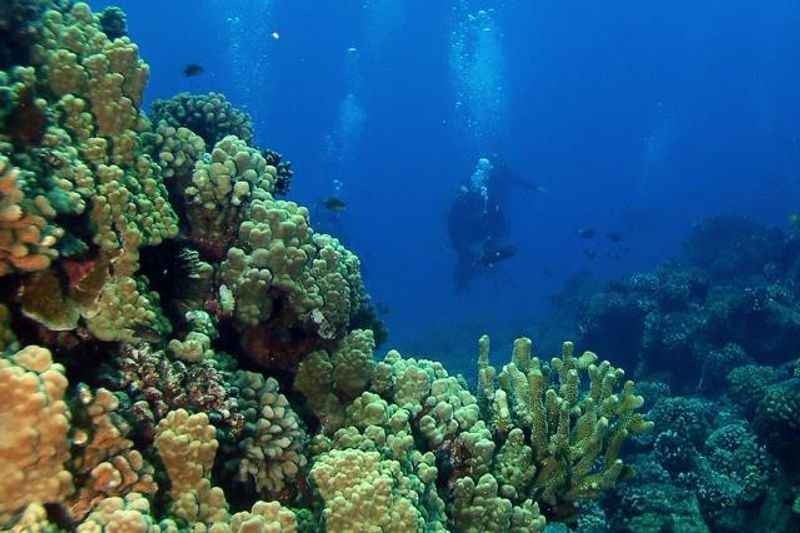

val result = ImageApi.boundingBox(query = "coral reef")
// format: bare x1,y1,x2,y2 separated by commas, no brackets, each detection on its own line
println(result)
262,147,293,197
538,215,800,531
475,337,653,515
578,216,800,391
149,92,254,147
15,2,800,533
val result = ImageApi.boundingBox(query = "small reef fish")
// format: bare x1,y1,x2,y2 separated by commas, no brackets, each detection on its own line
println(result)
577,227,596,239
478,243,517,268
272,31,280,40
43,503,75,530
322,196,346,212
607,231,623,243
183,64,204,77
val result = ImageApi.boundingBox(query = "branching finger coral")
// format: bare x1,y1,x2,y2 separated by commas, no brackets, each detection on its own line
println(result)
477,337,653,510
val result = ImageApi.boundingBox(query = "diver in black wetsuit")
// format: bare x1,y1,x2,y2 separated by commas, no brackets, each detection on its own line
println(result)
447,156,542,290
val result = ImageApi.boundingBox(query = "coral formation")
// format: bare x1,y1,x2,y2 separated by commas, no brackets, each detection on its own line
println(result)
149,92,254,147
13,2,794,532
539,215,800,531
0,345,71,523
476,337,653,513
233,372,308,501
579,216,800,391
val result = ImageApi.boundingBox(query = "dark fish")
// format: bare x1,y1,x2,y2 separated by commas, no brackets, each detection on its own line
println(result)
322,196,346,212
583,249,597,260
43,503,75,530
577,228,596,239
478,244,517,268
8,86,47,147
607,231,623,243
183,64,204,77
133,325,163,343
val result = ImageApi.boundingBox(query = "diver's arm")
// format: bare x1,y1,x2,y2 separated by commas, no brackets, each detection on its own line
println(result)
492,162,543,193
507,172,543,192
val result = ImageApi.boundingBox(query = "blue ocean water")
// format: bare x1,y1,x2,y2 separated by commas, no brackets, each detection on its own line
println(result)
94,0,800,375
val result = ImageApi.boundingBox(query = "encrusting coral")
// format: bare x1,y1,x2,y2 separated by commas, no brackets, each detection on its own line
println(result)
0,2,654,532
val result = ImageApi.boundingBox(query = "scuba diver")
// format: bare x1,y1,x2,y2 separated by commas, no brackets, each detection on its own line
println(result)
447,156,544,290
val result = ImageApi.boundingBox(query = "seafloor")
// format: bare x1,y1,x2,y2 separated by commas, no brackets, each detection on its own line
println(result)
0,2,798,532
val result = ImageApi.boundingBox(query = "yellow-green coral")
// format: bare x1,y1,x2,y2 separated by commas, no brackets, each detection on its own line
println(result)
308,389,450,531
84,248,170,342
0,346,72,525
227,501,298,533
167,311,217,362
150,122,206,181
30,3,178,252
76,493,159,533
17,230,170,342
0,0,178,346
36,4,148,136
369,348,483,450
153,408,298,532
153,409,233,528
310,448,424,532
235,372,308,499
294,329,376,431
220,193,364,338
8,502,60,533
478,337,653,507
155,409,218,498
183,135,275,256
452,474,545,533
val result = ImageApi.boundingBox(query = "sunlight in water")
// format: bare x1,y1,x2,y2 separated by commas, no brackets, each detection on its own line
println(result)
638,102,678,201
362,0,407,53
449,2,508,150
211,0,275,133
323,48,367,194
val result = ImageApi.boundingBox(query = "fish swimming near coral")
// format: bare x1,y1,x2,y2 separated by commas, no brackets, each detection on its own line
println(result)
322,196,346,212
477,243,517,268
8,86,46,148
42,503,74,530
183,63,204,77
